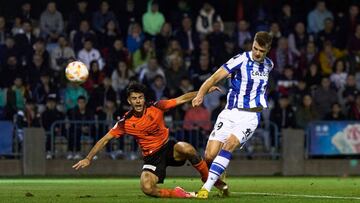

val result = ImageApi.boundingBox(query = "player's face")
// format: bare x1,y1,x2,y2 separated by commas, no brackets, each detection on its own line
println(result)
128,92,145,113
252,41,269,62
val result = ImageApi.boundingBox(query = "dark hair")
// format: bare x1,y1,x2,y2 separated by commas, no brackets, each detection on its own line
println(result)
77,95,86,101
254,31,272,49
126,82,147,98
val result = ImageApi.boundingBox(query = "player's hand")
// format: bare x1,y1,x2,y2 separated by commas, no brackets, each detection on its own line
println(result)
72,158,91,170
208,86,223,94
192,95,203,107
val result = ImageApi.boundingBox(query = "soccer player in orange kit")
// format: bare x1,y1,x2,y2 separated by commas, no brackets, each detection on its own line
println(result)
73,83,227,198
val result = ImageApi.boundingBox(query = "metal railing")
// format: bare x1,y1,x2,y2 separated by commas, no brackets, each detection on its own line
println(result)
48,119,280,160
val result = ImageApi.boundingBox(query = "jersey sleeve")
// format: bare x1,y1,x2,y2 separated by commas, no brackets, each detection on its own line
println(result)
222,53,244,74
107,119,125,138
154,99,177,111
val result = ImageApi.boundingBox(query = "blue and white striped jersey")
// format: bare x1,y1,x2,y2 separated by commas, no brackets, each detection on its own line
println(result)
222,51,273,109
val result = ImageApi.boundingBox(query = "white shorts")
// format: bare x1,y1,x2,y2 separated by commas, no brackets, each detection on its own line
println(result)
208,108,260,145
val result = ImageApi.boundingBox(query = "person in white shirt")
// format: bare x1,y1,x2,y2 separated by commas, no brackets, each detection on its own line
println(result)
77,38,104,70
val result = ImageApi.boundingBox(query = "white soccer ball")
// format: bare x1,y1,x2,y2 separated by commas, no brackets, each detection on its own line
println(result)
65,61,89,83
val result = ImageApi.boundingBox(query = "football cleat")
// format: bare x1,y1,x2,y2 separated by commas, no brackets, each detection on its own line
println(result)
196,188,209,199
173,186,194,198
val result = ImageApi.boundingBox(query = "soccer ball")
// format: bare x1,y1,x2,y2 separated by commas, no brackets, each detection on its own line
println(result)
65,61,89,83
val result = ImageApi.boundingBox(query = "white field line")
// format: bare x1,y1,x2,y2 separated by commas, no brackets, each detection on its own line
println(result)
233,192,360,200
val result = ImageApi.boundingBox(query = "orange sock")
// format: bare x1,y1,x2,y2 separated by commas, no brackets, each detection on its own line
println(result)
159,189,173,198
193,160,209,182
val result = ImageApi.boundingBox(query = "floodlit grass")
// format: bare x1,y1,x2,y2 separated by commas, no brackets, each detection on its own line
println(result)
0,177,359,202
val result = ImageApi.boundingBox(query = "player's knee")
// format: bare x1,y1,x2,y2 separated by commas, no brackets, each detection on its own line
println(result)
175,142,196,156
141,183,156,196
204,151,216,164
223,135,240,152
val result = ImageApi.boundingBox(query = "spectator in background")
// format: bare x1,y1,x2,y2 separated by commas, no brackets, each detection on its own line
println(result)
117,0,142,36
92,0,118,34
319,41,345,75
269,37,295,74
183,104,211,150
207,21,228,65
67,96,94,160
39,1,64,42
149,75,170,101
232,20,251,51
215,38,237,65
164,39,183,67
64,82,88,110
27,54,49,87
288,22,309,58
41,94,65,159
317,18,338,48
348,93,360,120
0,37,17,66
313,77,338,118
99,20,122,50
169,0,193,31
67,0,92,33
196,2,223,36
13,76,31,111
343,4,360,38
330,59,348,90
51,36,75,73
324,102,346,120
0,16,9,45
347,24,360,55
154,22,172,63
164,55,187,91
14,20,36,66
2,88,17,120
32,72,57,106
277,3,297,36
277,65,298,96
305,63,323,91
298,41,319,75
18,2,34,22
270,95,296,130
33,39,50,68
307,0,333,34
341,74,360,110
132,39,155,70
126,22,144,53
15,99,41,130
1,56,20,88
82,60,106,93
296,94,319,129
106,39,130,74
73,20,96,53
292,79,310,108
77,39,104,70
111,61,135,93
175,15,199,57
88,77,117,112
142,0,165,37
11,17,24,36
191,54,212,89
138,57,165,85
269,22,282,49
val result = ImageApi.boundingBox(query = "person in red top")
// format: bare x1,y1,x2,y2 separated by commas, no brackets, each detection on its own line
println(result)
73,82,227,198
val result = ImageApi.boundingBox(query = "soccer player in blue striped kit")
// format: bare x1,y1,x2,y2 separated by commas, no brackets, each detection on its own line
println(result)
192,31,274,198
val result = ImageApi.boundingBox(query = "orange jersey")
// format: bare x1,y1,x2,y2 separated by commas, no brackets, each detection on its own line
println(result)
108,99,177,156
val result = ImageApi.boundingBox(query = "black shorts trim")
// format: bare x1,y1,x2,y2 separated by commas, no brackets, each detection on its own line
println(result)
142,139,186,183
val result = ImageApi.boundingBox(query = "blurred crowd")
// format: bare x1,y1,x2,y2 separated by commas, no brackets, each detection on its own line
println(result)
0,0,360,158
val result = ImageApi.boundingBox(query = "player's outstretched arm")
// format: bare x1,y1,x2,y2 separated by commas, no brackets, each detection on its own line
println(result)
174,86,222,106
72,133,113,170
192,67,229,107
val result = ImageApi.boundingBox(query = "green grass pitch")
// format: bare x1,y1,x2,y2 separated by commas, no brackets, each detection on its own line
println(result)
0,177,359,203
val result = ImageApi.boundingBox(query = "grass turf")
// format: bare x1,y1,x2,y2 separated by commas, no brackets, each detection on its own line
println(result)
0,177,359,203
